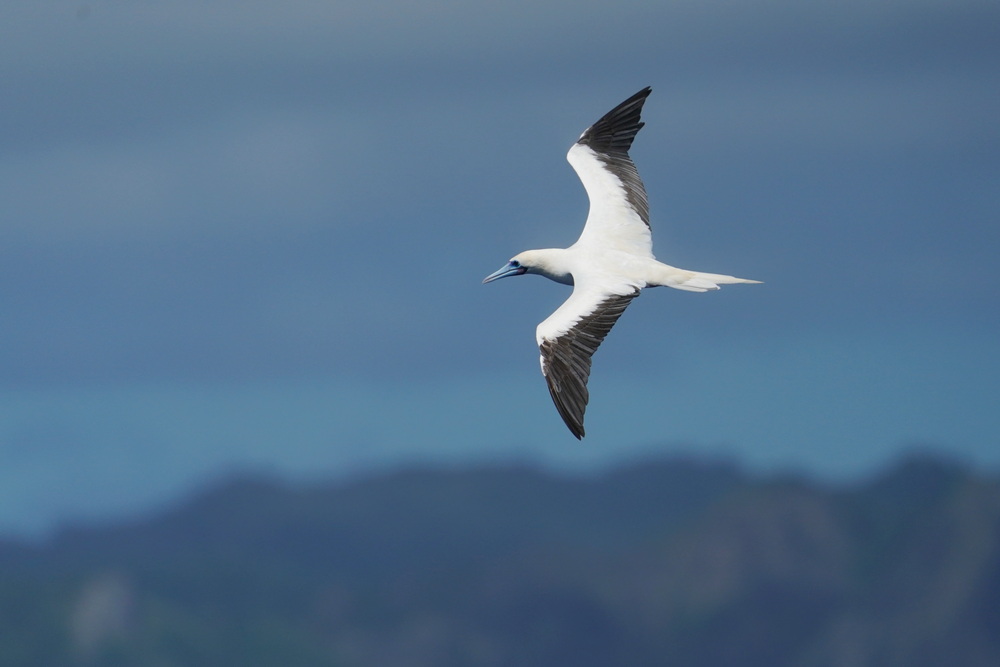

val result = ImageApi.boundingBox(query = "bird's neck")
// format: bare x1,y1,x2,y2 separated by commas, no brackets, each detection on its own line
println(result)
523,248,575,286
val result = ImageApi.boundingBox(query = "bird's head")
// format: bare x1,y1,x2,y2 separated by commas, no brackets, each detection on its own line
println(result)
483,249,574,286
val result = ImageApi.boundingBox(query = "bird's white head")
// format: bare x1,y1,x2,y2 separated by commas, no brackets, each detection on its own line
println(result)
482,249,574,286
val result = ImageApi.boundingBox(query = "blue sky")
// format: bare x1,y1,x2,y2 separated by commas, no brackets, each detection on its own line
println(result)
2,0,998,535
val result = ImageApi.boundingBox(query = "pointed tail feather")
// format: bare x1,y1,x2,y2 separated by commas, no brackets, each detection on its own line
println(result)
652,265,762,292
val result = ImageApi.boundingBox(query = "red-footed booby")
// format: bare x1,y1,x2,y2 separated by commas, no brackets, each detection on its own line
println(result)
483,87,760,439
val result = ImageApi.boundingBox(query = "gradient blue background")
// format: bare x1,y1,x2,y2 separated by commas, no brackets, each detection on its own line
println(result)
2,0,998,535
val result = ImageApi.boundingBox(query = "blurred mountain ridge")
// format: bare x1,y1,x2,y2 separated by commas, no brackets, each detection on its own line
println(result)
1,452,998,666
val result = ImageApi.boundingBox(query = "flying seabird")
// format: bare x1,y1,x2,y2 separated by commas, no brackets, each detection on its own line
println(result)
483,87,760,439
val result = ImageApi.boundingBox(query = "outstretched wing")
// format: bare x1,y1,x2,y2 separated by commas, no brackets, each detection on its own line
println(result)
567,87,653,257
536,286,640,439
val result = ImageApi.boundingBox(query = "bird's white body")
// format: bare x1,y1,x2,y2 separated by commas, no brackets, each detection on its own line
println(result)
519,246,756,348
484,88,759,438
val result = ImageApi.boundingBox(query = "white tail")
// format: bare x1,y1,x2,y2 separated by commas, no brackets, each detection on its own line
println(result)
650,263,762,293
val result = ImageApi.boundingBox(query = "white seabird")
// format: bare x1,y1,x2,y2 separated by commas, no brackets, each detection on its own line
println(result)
483,87,760,439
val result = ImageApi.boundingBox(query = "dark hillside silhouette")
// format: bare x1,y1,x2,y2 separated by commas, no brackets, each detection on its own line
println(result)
1,454,998,666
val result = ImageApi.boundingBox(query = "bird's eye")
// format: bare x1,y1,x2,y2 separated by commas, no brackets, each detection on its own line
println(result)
510,260,520,267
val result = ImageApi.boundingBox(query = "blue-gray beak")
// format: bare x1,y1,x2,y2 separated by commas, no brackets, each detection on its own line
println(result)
483,261,526,284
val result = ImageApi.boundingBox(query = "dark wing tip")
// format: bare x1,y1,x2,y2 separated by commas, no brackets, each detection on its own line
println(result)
539,344,587,439
576,87,652,155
